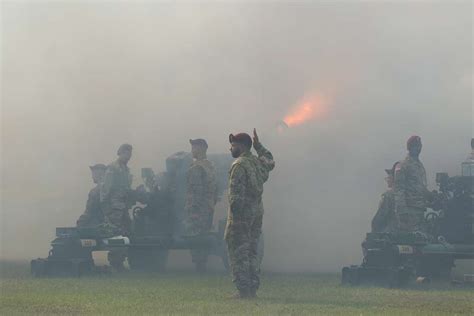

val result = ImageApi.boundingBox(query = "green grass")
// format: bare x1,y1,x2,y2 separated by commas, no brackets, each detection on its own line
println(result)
1,261,473,315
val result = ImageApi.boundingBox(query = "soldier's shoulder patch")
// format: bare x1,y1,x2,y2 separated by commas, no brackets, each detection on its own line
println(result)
231,159,249,173
231,157,243,167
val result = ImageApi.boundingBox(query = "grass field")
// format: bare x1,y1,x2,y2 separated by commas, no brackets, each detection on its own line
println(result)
1,261,473,315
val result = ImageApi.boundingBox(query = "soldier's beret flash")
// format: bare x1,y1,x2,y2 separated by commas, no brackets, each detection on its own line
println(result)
189,139,208,148
89,163,107,171
117,143,133,155
229,133,252,148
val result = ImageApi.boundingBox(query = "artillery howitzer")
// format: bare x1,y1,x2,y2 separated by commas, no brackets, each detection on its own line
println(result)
31,152,239,277
342,170,474,287
31,221,229,277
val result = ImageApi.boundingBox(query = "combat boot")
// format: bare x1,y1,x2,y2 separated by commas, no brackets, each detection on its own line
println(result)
110,261,128,273
248,288,257,299
228,289,250,299
108,253,128,273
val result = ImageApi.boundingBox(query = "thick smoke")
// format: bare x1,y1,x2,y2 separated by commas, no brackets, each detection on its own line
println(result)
1,1,472,272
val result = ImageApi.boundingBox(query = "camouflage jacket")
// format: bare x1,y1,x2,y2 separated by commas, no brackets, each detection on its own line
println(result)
371,189,396,233
185,159,218,213
228,142,275,217
394,155,428,210
100,159,133,210
77,185,103,227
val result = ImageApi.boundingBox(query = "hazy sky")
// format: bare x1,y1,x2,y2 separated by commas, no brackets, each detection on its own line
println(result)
1,1,472,272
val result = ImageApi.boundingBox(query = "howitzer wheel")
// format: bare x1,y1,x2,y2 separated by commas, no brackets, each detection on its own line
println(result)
31,259,48,277
31,258,94,278
341,266,360,285
341,265,412,287
75,260,95,277
387,267,411,288
416,255,454,280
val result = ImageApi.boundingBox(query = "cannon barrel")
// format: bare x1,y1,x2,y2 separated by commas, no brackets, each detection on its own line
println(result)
421,243,474,259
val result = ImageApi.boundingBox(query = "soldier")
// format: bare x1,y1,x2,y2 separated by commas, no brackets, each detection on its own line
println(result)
371,162,398,233
100,143,135,271
394,136,430,232
225,129,275,299
76,164,107,228
185,138,218,272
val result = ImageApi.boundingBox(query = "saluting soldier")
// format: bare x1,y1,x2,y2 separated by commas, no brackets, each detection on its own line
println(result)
225,129,275,299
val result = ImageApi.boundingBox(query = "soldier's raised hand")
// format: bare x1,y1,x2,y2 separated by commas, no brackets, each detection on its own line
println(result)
253,128,260,146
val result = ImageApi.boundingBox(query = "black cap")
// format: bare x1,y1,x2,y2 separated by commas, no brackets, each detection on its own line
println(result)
117,143,133,155
89,164,107,171
189,139,208,148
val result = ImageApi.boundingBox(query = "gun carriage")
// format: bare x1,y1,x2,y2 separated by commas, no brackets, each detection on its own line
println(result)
342,168,474,287
31,152,237,277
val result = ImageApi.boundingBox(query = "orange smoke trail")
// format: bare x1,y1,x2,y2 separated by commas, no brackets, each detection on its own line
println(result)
283,94,327,127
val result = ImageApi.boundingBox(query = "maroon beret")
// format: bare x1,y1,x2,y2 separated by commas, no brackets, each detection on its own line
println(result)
229,133,252,148
406,135,421,149
189,139,208,148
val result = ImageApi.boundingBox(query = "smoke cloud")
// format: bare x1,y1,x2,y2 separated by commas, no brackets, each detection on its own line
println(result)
1,1,472,272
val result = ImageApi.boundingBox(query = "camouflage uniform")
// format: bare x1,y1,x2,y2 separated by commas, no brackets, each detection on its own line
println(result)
100,159,133,233
225,142,274,294
371,189,396,233
100,159,133,266
185,159,217,267
394,156,429,232
76,185,103,227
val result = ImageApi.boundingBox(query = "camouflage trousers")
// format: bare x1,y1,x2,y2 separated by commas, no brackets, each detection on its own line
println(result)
102,205,132,235
224,212,263,293
103,205,131,269
187,209,214,266
76,213,103,228
371,211,398,233
397,207,426,232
